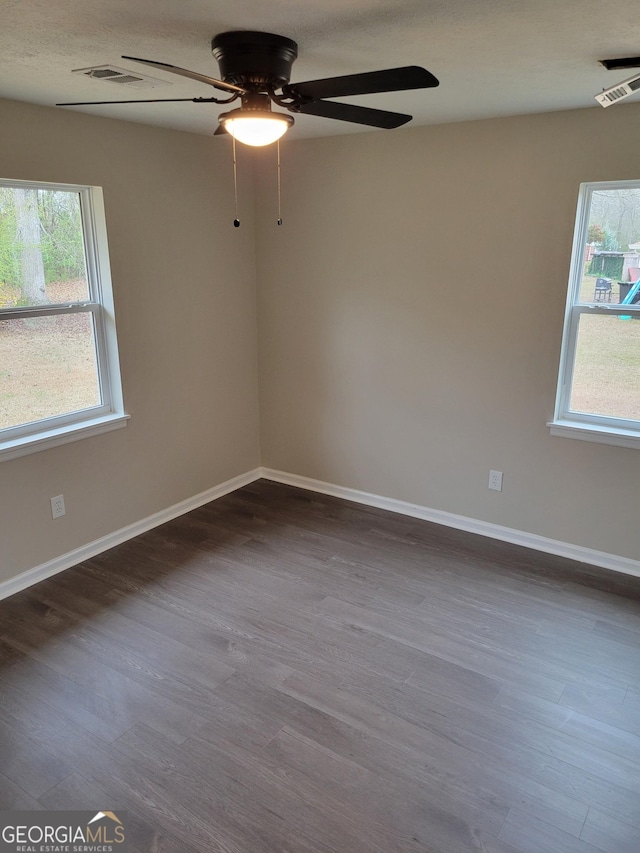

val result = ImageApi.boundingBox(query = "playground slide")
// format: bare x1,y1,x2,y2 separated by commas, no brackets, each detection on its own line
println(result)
621,277,640,305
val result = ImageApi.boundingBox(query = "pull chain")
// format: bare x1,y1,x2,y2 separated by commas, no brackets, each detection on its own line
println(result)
276,139,283,226
232,135,240,227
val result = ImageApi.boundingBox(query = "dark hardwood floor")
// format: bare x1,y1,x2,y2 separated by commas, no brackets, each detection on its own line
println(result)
1,479,639,852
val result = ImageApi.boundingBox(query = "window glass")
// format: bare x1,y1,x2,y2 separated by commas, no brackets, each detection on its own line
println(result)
581,187,640,306
552,180,640,446
0,313,100,430
0,179,126,460
569,313,640,421
0,187,90,308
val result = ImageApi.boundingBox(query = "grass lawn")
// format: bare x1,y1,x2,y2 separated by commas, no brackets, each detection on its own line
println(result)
570,274,640,420
0,280,100,430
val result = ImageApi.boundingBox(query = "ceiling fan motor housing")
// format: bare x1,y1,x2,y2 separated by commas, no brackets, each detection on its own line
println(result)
212,31,298,90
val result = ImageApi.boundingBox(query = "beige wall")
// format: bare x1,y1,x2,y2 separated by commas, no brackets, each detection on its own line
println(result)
255,105,640,561
0,98,261,581
2,97,639,583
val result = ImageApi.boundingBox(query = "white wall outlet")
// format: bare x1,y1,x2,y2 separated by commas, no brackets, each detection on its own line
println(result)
488,470,503,492
51,494,66,519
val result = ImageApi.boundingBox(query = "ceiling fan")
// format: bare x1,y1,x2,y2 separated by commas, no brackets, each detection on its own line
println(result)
57,30,440,146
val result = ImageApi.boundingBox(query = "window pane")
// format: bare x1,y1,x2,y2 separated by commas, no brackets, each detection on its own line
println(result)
580,188,640,305
0,313,100,430
570,313,640,420
0,187,89,310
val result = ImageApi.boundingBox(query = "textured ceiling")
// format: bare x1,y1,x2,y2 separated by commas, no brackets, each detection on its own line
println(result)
2,0,640,140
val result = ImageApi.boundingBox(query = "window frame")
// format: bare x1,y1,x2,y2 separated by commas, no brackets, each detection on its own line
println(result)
550,180,640,450
0,179,128,462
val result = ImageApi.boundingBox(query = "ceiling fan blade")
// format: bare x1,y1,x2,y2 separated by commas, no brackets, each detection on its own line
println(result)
287,66,438,100
295,99,411,129
214,124,228,135
56,97,220,106
121,55,247,95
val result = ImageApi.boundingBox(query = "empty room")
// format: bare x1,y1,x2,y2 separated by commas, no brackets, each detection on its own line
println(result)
1,2,639,852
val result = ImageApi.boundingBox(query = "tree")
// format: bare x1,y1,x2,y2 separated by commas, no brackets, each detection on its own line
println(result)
587,223,606,245
14,188,47,304
0,191,19,301
37,189,86,283
590,189,640,251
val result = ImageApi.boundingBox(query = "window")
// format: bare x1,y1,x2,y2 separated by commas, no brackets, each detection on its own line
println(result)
550,180,640,449
0,179,127,461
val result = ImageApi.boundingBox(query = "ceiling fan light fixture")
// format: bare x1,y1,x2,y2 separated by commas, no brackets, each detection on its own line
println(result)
219,108,294,146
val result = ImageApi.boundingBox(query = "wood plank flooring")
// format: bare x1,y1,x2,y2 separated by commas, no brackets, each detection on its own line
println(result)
1,479,639,852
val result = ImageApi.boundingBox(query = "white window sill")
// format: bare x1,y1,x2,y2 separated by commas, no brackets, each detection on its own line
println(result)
0,413,130,462
548,420,640,450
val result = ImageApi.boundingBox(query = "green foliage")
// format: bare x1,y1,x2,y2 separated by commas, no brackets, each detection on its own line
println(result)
0,189,20,290
590,188,640,252
36,189,86,284
601,227,619,251
587,222,619,251
588,254,624,279
587,223,606,245
0,187,86,291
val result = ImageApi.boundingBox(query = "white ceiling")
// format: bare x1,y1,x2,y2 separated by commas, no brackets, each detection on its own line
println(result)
2,0,640,140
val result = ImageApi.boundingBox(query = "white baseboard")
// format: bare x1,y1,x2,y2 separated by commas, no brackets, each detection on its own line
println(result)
3,464,638,603
0,468,262,602
259,468,640,579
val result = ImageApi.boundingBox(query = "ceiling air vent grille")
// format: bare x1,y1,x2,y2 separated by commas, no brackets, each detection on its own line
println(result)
595,73,640,107
606,87,627,102
71,65,170,89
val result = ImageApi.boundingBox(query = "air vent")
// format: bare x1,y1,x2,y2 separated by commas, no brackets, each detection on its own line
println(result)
607,87,627,102
72,65,170,89
595,72,640,107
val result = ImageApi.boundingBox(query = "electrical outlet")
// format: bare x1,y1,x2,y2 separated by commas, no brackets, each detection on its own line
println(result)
488,470,503,492
51,494,66,519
